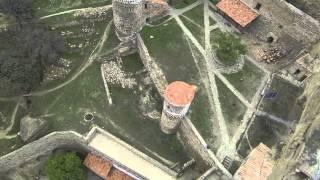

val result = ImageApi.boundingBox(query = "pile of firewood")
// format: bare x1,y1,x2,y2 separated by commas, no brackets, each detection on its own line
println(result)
261,48,283,64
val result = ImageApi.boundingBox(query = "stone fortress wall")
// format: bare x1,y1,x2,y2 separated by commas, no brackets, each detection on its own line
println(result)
0,131,90,174
0,127,178,179
113,0,169,41
113,0,145,41
136,34,232,178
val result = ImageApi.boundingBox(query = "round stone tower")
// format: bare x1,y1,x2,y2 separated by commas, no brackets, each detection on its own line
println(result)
112,0,145,41
160,81,197,134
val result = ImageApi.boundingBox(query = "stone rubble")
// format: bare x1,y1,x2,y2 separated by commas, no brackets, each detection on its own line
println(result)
74,6,111,18
43,58,72,81
102,61,137,88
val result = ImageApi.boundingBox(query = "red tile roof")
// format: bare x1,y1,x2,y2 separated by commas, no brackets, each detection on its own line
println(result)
216,0,259,27
107,168,134,180
236,143,273,180
84,153,112,179
164,81,197,106
84,153,135,180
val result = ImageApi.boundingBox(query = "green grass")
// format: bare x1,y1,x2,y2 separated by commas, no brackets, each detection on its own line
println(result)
35,10,113,92
183,4,204,27
0,137,24,156
190,81,220,150
223,60,265,102
171,0,198,9
0,3,189,164
247,116,287,153
142,19,221,150
142,19,200,82
209,16,216,26
211,30,246,66
216,79,247,138
259,76,304,121
181,16,205,47
209,0,220,5
29,53,188,164
0,101,16,130
33,0,111,17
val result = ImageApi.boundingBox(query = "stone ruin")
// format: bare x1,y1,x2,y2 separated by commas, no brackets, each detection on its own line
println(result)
286,53,320,82
112,0,169,42
240,0,320,63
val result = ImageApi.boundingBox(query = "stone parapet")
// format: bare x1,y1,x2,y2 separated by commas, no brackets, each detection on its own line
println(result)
0,131,89,173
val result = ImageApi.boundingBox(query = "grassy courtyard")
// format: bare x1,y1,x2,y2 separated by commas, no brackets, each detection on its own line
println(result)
0,1,189,166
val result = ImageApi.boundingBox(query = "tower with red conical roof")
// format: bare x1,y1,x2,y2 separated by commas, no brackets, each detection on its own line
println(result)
160,81,197,134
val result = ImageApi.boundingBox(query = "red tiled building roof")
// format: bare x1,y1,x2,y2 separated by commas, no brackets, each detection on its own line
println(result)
84,153,112,179
216,0,259,27
84,153,134,180
235,143,274,180
164,81,197,106
108,168,134,180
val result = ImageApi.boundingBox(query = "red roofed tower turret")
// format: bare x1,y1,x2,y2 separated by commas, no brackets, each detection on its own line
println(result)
160,81,197,134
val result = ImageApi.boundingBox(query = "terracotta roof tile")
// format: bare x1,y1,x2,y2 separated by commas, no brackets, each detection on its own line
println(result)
83,153,112,179
164,81,197,106
216,0,259,27
107,168,134,180
236,143,273,180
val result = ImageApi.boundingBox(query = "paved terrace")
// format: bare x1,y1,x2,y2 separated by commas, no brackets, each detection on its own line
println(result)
87,127,177,180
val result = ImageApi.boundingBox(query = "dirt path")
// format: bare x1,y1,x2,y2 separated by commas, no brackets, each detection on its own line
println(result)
174,4,230,144
174,1,291,157
0,7,114,102
0,98,21,139
26,20,113,97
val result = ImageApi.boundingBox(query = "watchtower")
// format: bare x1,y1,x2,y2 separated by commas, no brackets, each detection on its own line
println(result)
112,0,145,41
160,81,197,134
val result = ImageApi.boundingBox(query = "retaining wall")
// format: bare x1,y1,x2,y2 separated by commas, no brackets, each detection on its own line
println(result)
0,131,89,173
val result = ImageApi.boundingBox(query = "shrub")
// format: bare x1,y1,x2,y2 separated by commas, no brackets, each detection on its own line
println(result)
45,152,86,180
213,32,247,66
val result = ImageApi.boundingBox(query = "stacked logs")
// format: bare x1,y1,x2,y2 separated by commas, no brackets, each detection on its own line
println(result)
261,47,283,64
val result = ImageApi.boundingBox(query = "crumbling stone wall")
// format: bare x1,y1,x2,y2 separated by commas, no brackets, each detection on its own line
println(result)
112,0,168,42
0,131,89,174
113,0,145,41
242,0,320,46
136,34,167,95
269,66,320,179
178,119,213,170
286,0,320,22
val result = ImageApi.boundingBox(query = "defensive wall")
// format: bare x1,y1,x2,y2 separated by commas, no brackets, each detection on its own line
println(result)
136,34,232,178
0,127,178,179
0,131,89,173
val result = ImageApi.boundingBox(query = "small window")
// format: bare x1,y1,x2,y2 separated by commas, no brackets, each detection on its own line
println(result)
255,3,262,10
144,3,148,9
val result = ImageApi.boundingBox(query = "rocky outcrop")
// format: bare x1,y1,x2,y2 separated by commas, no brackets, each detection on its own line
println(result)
19,116,49,143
